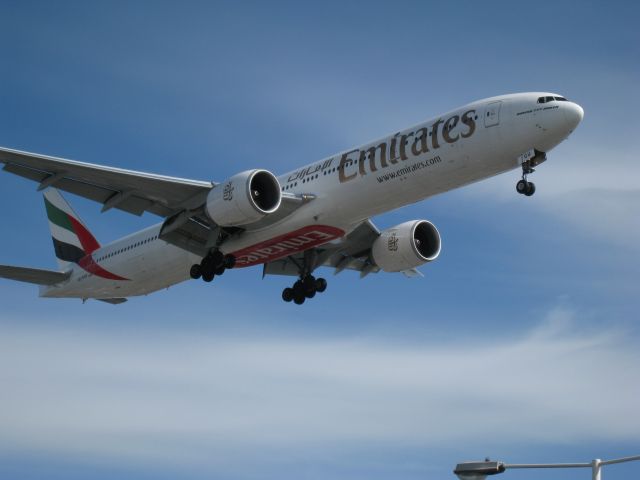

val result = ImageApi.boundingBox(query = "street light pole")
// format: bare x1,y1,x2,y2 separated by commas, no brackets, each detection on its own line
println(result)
454,454,640,480
592,459,601,480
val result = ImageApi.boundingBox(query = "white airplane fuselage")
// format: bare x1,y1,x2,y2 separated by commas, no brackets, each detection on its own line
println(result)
40,92,584,300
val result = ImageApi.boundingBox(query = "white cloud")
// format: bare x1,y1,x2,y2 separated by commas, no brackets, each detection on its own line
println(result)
461,139,640,251
0,307,638,471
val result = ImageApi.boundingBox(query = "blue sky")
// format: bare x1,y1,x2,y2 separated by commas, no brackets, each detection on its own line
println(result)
1,1,639,479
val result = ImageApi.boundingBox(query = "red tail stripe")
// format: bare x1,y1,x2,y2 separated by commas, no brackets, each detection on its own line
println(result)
78,256,129,281
69,217,100,254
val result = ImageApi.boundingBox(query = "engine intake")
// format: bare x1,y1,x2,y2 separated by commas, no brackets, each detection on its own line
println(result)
371,220,441,272
205,169,281,226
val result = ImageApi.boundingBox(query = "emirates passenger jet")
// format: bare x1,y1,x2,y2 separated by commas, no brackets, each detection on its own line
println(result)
0,92,583,305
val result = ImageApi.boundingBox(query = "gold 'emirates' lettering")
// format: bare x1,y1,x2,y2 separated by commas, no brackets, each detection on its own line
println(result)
400,131,414,161
412,127,430,156
338,149,358,183
286,109,477,185
389,133,401,163
358,143,388,175
338,109,477,183
430,118,444,150
460,110,476,138
443,115,460,143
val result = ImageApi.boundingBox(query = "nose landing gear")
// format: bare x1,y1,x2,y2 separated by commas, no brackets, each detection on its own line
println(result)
516,160,536,196
190,250,236,282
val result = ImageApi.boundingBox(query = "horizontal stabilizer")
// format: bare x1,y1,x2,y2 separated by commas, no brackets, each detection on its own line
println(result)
97,297,128,305
0,265,71,285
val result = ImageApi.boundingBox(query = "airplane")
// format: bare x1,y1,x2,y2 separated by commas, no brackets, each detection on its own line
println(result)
0,92,583,305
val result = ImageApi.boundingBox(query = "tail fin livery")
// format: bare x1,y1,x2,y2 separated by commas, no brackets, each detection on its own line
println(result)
43,188,100,269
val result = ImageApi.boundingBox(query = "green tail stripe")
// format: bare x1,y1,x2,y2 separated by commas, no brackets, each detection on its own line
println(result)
44,196,74,233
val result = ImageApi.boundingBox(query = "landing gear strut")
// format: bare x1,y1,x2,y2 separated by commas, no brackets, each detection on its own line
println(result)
516,160,536,197
190,250,236,282
281,250,327,305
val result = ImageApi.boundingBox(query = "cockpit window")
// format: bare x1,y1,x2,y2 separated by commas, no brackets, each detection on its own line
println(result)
538,96,569,104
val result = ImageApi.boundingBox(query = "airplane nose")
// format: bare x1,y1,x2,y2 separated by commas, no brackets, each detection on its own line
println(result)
564,102,584,131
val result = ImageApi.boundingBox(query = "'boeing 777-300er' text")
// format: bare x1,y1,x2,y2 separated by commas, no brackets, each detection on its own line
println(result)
0,92,583,305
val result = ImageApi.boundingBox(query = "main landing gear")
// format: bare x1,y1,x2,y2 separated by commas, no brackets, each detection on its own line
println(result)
281,249,327,305
516,160,536,196
190,250,236,283
282,275,327,305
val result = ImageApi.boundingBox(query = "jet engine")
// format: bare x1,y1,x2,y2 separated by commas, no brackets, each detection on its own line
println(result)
205,169,281,226
371,220,441,272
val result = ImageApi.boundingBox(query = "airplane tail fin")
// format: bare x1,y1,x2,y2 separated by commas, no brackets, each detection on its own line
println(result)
43,188,101,269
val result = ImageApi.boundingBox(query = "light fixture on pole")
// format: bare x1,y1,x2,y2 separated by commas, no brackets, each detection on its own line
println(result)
454,454,640,480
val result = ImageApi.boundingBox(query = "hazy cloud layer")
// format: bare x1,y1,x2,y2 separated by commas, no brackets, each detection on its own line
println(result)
1,307,638,471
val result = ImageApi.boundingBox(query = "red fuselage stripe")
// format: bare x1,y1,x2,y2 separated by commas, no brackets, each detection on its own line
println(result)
230,225,345,267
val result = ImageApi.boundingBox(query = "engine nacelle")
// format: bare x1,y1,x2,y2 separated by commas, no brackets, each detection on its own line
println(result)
371,220,441,272
205,170,281,226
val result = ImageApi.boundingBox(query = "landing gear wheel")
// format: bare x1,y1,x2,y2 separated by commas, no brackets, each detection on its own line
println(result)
210,250,224,267
293,293,305,305
223,254,236,269
282,287,293,302
293,280,304,297
516,179,528,194
315,278,327,293
214,265,226,276
302,275,316,291
201,257,213,271
525,182,536,196
202,271,215,282
301,275,317,298
190,264,201,279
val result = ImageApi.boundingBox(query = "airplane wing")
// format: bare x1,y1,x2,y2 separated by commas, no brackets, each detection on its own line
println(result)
0,265,71,285
263,219,421,278
0,146,214,217
1,146,312,258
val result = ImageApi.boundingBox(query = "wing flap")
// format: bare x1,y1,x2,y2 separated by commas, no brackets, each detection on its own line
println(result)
0,265,71,285
2,161,48,183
